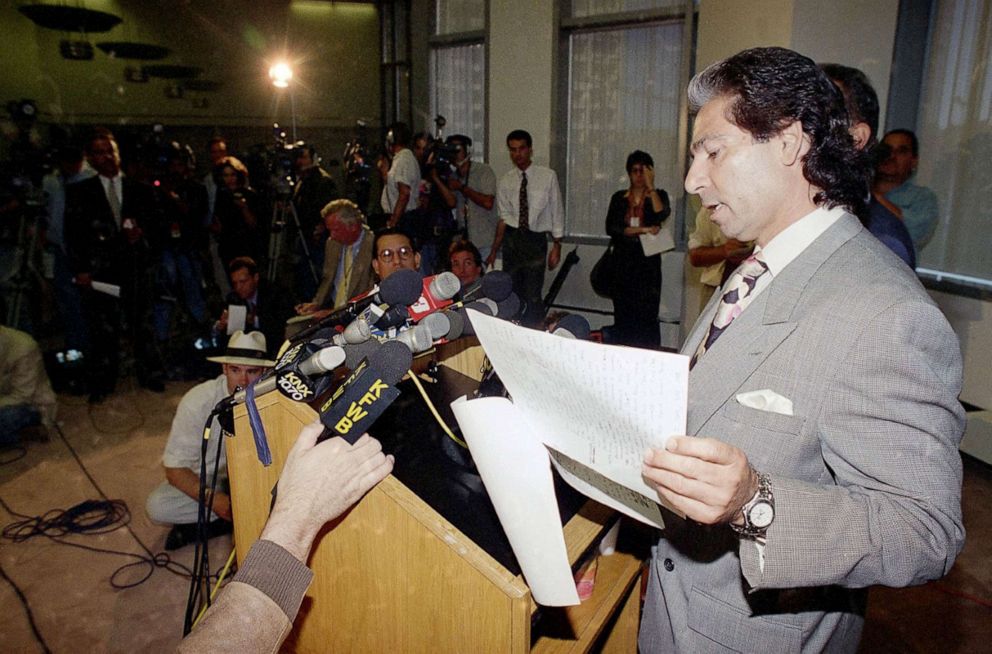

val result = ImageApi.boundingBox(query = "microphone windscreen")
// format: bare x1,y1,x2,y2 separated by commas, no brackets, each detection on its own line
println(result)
343,340,381,370
475,298,498,315
444,309,465,339
464,300,493,317
373,340,415,381
379,268,423,306
480,270,513,302
429,271,461,301
495,293,521,320
554,313,591,340
460,302,493,337
420,311,451,339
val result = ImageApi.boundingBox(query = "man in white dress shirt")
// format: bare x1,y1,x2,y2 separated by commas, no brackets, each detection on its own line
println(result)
490,129,564,326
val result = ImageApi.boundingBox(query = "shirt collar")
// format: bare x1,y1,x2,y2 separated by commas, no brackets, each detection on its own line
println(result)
757,205,847,277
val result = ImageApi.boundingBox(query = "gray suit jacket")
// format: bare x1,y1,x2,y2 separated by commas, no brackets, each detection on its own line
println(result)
639,213,965,653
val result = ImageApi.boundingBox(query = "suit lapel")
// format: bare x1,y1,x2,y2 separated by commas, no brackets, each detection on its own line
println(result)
685,213,863,434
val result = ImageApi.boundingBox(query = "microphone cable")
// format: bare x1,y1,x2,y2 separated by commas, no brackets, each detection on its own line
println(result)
0,421,214,651
405,370,467,450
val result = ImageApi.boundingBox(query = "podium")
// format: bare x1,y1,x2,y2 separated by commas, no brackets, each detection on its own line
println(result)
228,389,644,653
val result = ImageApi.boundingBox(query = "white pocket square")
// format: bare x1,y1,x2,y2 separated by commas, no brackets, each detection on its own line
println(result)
735,389,794,416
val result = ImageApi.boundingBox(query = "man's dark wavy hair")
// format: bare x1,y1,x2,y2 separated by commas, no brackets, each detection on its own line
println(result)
688,47,869,214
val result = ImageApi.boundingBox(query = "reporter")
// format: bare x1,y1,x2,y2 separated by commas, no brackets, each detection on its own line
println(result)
177,423,393,653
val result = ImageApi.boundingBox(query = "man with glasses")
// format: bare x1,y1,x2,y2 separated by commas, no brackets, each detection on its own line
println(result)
372,228,421,281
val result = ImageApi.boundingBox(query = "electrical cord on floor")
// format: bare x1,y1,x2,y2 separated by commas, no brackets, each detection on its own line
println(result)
0,560,52,654
0,445,28,465
0,422,220,593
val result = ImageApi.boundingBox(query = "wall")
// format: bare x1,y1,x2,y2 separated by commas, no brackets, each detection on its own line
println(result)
0,0,380,129
488,0,557,177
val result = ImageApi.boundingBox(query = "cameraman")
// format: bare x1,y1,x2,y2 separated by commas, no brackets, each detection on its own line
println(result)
292,144,337,303
377,122,420,235
432,134,497,263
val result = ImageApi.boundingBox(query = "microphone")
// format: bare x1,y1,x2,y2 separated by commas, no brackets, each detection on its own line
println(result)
455,301,493,337
318,340,413,444
444,309,465,340
407,271,460,321
419,311,451,340
459,270,512,303
495,292,521,320
233,344,346,404
552,313,591,340
332,317,372,346
291,269,422,342
393,323,434,353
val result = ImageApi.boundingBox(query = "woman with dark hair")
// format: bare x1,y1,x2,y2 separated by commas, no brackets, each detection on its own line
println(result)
211,156,267,267
604,150,670,349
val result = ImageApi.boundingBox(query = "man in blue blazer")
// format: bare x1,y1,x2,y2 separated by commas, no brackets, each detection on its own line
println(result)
639,48,964,652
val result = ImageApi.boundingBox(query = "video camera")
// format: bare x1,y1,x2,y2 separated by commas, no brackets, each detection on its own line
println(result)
246,124,299,201
423,115,461,178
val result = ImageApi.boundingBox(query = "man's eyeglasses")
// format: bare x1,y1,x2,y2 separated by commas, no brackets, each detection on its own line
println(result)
378,246,414,262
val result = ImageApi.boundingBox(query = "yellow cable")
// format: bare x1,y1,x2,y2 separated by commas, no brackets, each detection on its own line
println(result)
406,370,468,449
191,547,238,629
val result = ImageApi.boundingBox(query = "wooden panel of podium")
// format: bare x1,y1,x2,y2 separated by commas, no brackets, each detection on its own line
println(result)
228,390,643,653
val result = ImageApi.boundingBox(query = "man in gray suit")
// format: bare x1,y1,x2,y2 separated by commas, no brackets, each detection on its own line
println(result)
639,47,965,652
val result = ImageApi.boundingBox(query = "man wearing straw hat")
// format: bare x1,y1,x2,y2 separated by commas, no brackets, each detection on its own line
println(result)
146,330,275,550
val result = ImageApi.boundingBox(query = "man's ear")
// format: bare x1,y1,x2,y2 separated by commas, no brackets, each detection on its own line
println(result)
371,259,382,279
849,122,872,151
779,120,809,166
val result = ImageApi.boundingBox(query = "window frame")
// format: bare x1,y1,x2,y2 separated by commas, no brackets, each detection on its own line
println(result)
553,0,696,245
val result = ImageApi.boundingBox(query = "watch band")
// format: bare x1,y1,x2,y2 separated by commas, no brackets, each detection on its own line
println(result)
730,471,774,542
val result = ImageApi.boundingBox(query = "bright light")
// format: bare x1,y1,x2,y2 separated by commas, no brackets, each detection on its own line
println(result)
269,62,293,88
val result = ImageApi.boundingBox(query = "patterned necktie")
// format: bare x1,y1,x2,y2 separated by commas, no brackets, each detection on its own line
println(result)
106,177,122,226
518,171,529,231
690,252,769,368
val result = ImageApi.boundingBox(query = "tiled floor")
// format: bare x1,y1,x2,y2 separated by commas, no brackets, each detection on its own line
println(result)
2,382,990,653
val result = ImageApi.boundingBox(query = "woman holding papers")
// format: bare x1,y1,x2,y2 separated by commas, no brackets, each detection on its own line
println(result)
604,150,670,349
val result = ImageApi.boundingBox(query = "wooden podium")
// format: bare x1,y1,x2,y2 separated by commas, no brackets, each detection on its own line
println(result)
228,390,643,653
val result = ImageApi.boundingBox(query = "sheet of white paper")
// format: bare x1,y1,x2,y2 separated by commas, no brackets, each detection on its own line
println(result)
640,224,675,256
451,396,579,606
90,281,121,298
466,310,688,519
227,304,247,335
548,449,664,528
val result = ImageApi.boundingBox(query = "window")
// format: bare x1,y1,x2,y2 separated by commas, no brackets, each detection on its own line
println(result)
429,0,487,157
910,0,992,288
559,2,691,238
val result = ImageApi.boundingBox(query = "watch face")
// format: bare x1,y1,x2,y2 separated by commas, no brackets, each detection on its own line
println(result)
749,501,774,529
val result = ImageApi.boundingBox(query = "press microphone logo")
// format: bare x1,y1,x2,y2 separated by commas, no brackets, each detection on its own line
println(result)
276,371,314,401
320,358,394,435
328,378,390,435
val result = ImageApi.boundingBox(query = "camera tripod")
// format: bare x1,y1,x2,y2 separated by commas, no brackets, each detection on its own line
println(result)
266,196,319,287
0,203,45,329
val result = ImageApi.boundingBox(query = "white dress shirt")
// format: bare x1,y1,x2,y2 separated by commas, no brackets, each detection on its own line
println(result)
742,204,847,303
497,164,564,238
